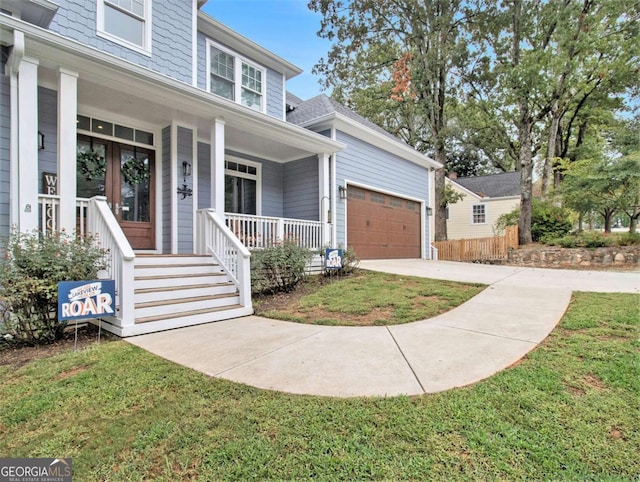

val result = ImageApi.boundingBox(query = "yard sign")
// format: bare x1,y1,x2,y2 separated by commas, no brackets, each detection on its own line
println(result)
58,280,116,321
325,248,344,270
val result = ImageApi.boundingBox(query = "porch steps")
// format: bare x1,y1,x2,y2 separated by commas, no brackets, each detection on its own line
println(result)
131,255,249,331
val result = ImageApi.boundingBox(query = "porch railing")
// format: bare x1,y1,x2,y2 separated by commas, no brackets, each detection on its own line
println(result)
38,194,90,236
196,209,251,307
224,212,330,250
86,196,135,329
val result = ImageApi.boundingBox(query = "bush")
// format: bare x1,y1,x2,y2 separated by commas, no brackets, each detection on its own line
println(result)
493,199,573,242
531,199,573,242
0,230,107,346
250,241,312,294
545,231,640,248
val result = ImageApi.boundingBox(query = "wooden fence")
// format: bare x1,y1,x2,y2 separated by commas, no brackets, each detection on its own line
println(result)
433,226,519,262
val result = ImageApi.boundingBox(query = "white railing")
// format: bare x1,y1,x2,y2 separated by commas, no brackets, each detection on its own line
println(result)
196,209,252,307
87,196,135,328
38,195,90,236
224,212,330,250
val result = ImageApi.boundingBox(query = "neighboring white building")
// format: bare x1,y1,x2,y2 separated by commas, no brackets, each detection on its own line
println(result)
446,172,520,240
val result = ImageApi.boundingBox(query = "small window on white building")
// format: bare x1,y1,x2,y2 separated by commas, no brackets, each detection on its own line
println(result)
98,0,151,54
472,204,486,224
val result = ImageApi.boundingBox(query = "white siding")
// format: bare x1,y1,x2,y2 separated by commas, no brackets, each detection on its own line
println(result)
446,180,519,240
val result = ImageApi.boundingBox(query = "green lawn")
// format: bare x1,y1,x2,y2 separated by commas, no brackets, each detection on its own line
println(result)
1,292,638,480
255,270,485,325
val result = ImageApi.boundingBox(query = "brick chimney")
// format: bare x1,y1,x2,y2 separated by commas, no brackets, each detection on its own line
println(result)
448,172,457,180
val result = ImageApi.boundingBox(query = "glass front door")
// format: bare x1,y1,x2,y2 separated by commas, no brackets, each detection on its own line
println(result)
77,136,155,249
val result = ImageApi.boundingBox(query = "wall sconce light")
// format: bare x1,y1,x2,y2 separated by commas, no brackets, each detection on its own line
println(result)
182,161,192,177
38,131,45,150
177,161,193,200
338,185,347,200
426,207,433,216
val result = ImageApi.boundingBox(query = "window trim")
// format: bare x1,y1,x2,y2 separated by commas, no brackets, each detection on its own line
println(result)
224,157,262,215
206,39,266,113
96,0,152,56
471,203,487,225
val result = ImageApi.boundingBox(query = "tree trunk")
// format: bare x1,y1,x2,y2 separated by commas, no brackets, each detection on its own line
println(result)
602,209,615,233
541,106,560,199
518,114,534,245
433,148,447,241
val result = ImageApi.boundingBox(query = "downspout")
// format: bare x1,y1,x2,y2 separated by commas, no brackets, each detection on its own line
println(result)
7,30,25,228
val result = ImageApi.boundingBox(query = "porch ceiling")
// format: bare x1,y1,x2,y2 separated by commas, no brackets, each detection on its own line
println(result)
37,68,327,163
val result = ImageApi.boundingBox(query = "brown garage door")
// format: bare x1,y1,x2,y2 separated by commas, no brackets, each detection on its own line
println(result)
347,186,421,259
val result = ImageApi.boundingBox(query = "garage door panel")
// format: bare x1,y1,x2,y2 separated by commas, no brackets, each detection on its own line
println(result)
347,187,421,260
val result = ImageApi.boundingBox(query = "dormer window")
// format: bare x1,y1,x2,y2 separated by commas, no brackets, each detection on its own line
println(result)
207,40,265,112
97,0,151,54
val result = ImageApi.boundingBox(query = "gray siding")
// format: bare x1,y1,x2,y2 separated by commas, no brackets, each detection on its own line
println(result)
197,142,211,210
177,127,193,253
196,34,285,120
49,0,193,84
161,126,171,253
37,87,58,191
283,156,319,221
335,131,430,248
266,69,284,120
261,159,284,217
0,64,9,239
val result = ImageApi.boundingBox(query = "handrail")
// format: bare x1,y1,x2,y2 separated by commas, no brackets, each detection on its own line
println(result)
197,209,251,307
87,196,135,328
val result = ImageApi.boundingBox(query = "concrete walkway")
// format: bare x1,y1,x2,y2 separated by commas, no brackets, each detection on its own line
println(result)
128,260,639,398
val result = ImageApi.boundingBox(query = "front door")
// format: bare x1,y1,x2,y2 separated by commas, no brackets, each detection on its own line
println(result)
77,135,155,250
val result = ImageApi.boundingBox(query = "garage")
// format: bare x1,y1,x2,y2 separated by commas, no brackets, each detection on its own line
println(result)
346,185,422,259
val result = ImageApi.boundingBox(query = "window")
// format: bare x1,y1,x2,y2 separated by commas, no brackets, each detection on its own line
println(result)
472,204,486,224
97,0,151,53
207,41,265,112
225,159,261,215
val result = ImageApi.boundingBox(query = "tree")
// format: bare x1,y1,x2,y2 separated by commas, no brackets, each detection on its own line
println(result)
309,0,476,240
465,0,639,244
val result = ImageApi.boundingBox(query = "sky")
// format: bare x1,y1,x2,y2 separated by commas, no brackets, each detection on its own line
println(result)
200,0,333,100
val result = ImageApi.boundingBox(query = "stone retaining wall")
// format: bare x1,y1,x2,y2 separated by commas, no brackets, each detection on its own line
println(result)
506,246,640,269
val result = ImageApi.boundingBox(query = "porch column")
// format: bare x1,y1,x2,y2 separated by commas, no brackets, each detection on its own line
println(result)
210,118,225,214
16,56,40,232
318,153,331,246
57,68,78,232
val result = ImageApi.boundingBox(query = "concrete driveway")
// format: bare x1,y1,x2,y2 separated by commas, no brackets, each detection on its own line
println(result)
128,260,639,398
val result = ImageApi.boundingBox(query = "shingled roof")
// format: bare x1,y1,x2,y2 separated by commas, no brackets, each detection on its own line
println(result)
454,172,521,198
286,93,403,144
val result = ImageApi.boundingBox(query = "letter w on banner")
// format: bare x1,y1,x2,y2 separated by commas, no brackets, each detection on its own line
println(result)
58,280,116,321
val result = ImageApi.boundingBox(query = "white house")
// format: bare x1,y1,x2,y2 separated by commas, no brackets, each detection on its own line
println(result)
446,172,520,240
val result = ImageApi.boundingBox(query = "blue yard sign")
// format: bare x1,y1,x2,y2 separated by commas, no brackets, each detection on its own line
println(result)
325,248,344,270
58,280,116,321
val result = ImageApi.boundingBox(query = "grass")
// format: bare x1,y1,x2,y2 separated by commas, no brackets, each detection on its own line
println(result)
255,270,485,326
0,291,638,480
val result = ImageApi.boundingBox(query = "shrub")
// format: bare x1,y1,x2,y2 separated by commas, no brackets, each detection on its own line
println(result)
250,241,312,294
545,231,640,248
0,230,107,346
531,199,573,242
494,199,573,241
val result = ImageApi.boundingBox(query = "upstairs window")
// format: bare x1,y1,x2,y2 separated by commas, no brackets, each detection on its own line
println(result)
98,0,151,54
207,40,265,112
